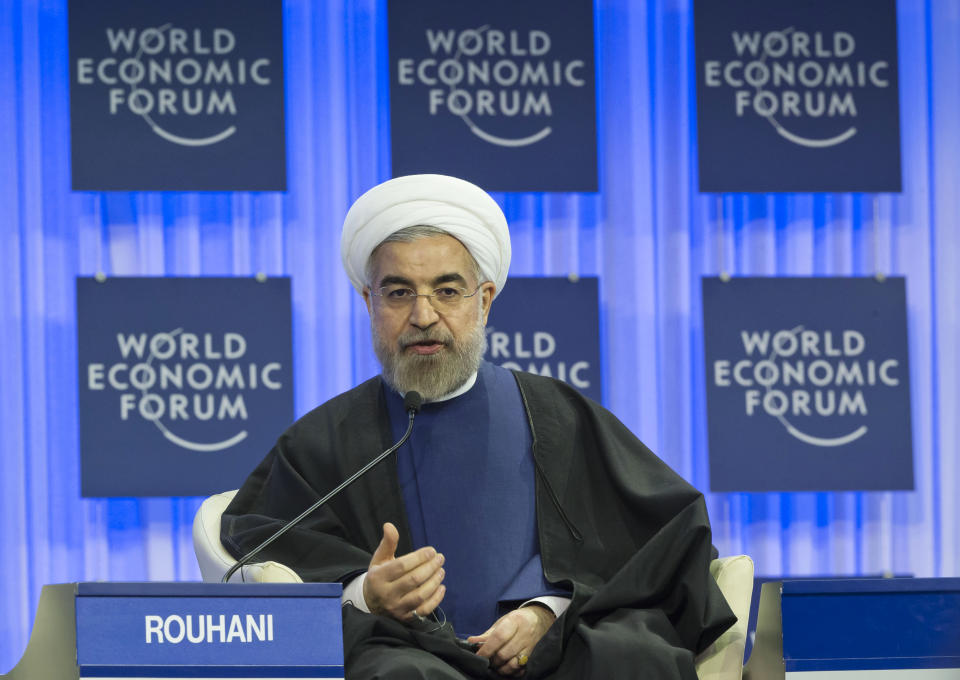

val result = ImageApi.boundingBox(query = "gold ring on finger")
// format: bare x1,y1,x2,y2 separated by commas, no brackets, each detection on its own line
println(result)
517,653,529,666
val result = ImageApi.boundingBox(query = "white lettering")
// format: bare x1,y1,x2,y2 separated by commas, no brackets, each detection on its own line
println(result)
108,363,129,390
120,393,136,420
208,614,226,643
714,360,731,386
106,28,137,53
186,614,205,643
879,359,899,386
117,333,148,359
533,332,555,358
262,363,282,389
88,364,105,389
514,332,531,359
731,31,762,57
226,614,246,643
569,361,590,388
844,330,865,356
163,615,185,644
398,58,415,85
218,395,247,420
740,331,769,355
839,390,867,415
489,331,509,358
145,615,164,643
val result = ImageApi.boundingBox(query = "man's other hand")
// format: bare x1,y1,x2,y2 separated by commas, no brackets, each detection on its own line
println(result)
467,604,555,676
363,522,446,621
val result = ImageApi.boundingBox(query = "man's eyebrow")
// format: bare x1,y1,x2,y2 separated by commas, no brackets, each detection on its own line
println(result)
377,275,415,288
431,273,468,286
376,273,469,288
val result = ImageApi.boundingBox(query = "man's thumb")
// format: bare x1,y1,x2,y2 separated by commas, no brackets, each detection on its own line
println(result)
370,522,399,566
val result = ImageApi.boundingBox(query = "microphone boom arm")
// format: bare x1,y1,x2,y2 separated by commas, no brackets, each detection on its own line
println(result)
221,407,418,583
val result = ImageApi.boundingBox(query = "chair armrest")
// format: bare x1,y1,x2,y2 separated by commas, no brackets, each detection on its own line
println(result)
695,554,755,680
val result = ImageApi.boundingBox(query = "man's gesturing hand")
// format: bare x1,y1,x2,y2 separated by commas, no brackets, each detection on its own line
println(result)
467,604,555,676
362,522,446,621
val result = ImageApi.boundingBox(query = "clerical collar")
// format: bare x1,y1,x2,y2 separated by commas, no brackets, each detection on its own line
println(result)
407,370,478,404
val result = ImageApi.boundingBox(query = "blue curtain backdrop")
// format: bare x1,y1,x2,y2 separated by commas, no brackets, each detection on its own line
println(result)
2,0,958,668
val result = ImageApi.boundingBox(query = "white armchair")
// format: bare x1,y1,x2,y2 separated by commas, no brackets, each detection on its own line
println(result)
193,489,302,583
193,490,753,680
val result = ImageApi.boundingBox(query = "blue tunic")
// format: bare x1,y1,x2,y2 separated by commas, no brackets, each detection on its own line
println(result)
385,361,560,636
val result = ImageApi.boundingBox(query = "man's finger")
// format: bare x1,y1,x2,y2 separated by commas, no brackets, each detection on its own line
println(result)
497,658,526,678
397,551,445,590
473,618,517,660
375,546,442,582
491,607,553,674
395,564,445,611
412,583,446,618
492,612,537,666
467,622,494,642
493,634,529,668
369,522,400,567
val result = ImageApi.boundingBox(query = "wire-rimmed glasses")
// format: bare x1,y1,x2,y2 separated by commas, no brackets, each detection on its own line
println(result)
371,284,483,310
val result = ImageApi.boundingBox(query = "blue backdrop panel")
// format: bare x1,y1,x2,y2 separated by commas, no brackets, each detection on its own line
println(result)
702,277,913,492
485,276,601,403
388,0,597,191
694,0,901,192
69,0,286,190
77,277,294,497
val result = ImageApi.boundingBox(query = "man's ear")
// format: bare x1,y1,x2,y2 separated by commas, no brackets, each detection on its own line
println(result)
362,287,373,316
480,282,496,324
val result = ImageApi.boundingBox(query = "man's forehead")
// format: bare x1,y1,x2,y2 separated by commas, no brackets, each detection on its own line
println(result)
370,234,474,279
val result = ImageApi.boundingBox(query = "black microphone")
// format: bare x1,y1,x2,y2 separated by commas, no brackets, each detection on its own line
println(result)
221,390,423,583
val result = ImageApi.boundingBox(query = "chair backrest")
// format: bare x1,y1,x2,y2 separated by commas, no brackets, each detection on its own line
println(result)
192,489,302,583
695,554,755,680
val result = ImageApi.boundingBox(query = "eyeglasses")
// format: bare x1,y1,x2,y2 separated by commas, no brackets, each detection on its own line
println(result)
371,284,483,309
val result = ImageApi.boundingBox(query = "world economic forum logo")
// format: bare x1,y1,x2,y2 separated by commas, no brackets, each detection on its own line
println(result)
702,276,912,492
710,326,901,448
73,24,274,148
693,0,900,193
77,277,293,497
394,25,587,149
84,328,284,452
388,0,597,192
69,0,285,191
700,27,891,149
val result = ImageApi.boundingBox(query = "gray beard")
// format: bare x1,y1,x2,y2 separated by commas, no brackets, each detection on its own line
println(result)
373,314,487,402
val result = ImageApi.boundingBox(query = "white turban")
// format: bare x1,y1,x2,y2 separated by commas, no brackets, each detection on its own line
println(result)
340,174,511,298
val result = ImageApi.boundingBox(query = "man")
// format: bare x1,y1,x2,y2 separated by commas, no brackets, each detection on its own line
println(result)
222,174,734,679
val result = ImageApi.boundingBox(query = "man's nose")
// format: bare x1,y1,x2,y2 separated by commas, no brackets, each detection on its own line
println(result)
407,294,440,328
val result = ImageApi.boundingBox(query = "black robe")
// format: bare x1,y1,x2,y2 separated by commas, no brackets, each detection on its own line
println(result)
221,370,735,679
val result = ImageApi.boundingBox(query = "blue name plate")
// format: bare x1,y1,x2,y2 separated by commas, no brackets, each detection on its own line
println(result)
75,582,344,679
782,578,960,676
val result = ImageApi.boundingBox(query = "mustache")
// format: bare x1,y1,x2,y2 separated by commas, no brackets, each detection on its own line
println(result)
398,329,454,348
